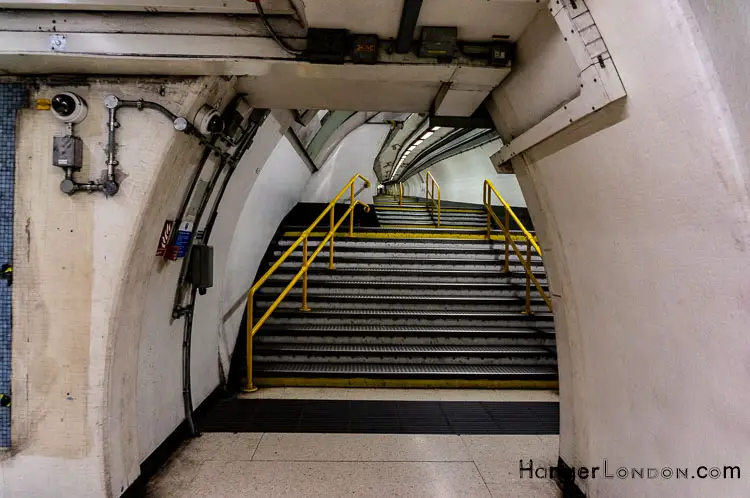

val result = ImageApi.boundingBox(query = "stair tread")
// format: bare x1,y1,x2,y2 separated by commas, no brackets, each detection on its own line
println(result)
254,363,558,375
254,344,553,354
257,295,531,303
278,253,542,263
257,324,553,334
259,281,542,289
278,236,526,244
269,267,546,274
265,309,554,318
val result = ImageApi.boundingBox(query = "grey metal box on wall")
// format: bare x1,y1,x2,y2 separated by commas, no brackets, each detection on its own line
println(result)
52,135,83,169
189,244,213,291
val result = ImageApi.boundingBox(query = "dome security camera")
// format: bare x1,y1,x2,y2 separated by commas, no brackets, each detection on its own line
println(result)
193,105,224,135
50,92,88,124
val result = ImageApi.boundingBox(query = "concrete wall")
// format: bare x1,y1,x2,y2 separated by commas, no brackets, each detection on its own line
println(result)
8,77,235,497
488,1,750,496
401,140,527,207
7,93,368,496
301,124,389,205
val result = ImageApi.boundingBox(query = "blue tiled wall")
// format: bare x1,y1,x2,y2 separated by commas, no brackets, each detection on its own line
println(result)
0,84,27,449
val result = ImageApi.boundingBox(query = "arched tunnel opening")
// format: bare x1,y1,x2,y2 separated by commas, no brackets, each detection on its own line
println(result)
1,1,748,497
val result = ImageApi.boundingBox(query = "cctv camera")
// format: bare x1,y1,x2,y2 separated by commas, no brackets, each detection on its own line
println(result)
193,105,224,135
50,92,88,124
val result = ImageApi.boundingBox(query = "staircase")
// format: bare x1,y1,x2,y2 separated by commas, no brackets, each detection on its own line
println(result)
249,194,558,388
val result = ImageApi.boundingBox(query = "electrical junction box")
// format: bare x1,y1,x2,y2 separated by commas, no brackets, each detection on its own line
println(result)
306,28,349,64
52,136,83,170
419,27,458,62
189,244,213,291
489,41,516,68
352,34,379,64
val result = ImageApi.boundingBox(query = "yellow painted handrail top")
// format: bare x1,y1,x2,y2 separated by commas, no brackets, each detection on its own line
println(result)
249,174,370,295
484,179,541,256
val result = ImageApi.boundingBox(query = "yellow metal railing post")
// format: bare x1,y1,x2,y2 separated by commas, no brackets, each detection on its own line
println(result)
425,175,429,209
329,208,336,269
425,172,441,228
484,184,491,238
300,238,311,312
524,242,533,315
244,290,257,392
399,183,403,206
503,210,510,273
436,185,441,228
349,183,355,237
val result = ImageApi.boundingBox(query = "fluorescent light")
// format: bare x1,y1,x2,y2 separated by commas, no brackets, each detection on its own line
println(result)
404,151,411,156
420,131,434,140
431,126,441,132
408,146,416,151
414,140,424,146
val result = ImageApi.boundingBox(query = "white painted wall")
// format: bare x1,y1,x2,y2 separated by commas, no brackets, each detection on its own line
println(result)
488,1,750,496
401,140,526,207
301,124,389,204
208,136,312,384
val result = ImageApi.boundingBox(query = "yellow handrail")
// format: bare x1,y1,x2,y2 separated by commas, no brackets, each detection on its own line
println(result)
483,179,552,314
244,174,371,392
399,182,403,206
425,172,441,227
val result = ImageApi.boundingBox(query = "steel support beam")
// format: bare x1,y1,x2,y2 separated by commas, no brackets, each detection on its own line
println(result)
395,0,423,54
0,0,294,14
284,129,318,173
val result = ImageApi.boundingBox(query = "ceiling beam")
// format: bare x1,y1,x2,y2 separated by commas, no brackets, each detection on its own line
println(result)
0,0,295,14
395,0,423,54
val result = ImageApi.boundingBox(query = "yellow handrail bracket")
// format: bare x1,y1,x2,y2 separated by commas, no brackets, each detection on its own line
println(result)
483,179,553,314
244,174,371,392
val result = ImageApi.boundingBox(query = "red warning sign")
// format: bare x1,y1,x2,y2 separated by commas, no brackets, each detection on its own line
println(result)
156,220,175,257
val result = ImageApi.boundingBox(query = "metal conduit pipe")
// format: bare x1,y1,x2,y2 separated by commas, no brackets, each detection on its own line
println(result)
177,109,269,436
99,95,202,196
168,93,250,258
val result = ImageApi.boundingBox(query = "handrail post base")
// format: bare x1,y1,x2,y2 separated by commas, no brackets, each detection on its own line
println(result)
243,384,258,393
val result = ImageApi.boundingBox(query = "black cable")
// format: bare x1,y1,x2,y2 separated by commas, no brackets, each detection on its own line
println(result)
254,0,304,56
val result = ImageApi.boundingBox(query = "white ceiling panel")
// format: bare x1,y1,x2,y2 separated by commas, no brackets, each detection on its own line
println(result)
303,0,544,41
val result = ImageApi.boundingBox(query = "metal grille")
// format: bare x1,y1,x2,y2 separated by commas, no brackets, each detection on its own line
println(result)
254,344,550,354
255,362,558,375
0,83,27,449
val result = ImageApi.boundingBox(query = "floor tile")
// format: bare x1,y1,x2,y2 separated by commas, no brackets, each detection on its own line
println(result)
145,448,207,498
461,435,559,483
252,433,471,461
179,459,491,498
485,478,562,498
182,433,264,461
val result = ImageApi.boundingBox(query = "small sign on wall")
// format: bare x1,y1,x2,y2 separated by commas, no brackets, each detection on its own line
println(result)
156,220,174,257
174,220,194,259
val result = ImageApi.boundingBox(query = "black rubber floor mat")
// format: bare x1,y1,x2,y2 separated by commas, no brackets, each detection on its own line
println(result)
197,399,558,435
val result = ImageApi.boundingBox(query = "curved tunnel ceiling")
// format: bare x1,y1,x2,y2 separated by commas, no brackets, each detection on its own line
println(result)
372,112,499,184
